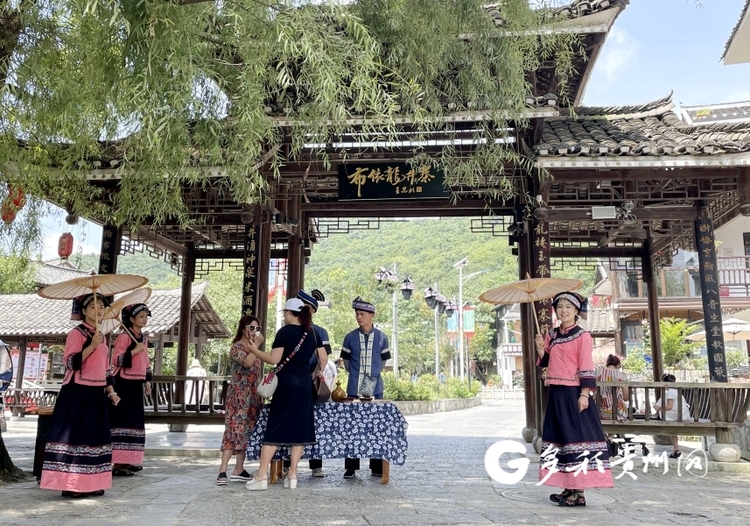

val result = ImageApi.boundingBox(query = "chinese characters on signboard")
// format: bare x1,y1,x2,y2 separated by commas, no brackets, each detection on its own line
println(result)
695,218,727,382
533,219,552,335
242,224,260,317
338,163,449,200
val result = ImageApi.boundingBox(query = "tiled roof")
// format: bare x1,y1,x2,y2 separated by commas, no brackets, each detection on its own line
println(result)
534,94,750,157
723,0,750,62
34,261,96,288
485,0,626,26
583,308,617,336
681,101,750,126
0,282,230,342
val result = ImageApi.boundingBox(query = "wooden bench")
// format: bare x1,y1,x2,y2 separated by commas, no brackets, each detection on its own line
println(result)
597,381,750,440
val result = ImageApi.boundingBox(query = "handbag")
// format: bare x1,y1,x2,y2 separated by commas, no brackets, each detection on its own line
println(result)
312,368,332,403
256,331,308,398
257,371,278,398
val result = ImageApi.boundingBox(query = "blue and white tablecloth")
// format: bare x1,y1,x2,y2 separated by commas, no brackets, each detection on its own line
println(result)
246,401,409,465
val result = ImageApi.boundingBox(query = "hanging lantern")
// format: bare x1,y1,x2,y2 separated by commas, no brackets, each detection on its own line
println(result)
58,232,74,259
8,186,25,210
1,200,16,224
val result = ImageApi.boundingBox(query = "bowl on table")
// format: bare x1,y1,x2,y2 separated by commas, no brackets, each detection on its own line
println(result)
359,396,373,402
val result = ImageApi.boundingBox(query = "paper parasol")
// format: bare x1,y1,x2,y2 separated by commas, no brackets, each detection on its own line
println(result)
37,274,149,300
104,287,153,321
102,287,153,338
479,277,583,334
38,274,149,331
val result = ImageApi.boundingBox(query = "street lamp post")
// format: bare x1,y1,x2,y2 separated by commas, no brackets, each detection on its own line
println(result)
453,258,468,380
375,264,414,379
453,258,489,382
424,286,450,378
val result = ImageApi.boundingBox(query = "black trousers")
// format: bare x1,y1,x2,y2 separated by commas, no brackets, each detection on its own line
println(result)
345,457,383,474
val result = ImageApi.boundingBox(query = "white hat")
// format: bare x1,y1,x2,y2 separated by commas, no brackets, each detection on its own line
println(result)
189,358,202,368
283,298,304,313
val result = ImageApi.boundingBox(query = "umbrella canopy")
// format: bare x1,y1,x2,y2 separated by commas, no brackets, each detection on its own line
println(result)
685,318,750,342
479,278,584,305
103,287,153,321
479,277,584,334
37,274,148,300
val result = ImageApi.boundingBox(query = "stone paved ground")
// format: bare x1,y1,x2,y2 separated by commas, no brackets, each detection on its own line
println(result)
2,400,750,525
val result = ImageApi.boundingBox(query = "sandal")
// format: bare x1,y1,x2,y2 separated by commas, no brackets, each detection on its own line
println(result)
113,468,134,477
216,472,229,486
669,450,682,458
559,490,586,507
126,465,143,472
549,489,573,503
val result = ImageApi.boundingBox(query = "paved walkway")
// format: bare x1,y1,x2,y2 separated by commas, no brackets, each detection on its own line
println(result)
2,400,750,525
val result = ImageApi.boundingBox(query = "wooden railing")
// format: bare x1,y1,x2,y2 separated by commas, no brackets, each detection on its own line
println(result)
597,381,750,439
617,256,750,299
4,387,60,416
144,375,230,425
2,376,231,425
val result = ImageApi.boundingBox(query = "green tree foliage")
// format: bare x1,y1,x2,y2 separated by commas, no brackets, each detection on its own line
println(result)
643,317,702,367
0,1,578,236
0,254,35,293
622,348,648,377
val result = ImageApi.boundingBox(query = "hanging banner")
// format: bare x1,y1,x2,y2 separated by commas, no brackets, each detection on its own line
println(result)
446,311,458,334
463,307,475,335
338,162,449,200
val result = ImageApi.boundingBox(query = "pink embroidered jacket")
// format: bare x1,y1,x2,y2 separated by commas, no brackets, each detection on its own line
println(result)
111,332,152,381
536,324,597,389
63,323,112,387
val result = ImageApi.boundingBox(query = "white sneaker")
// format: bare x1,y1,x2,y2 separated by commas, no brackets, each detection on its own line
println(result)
311,468,325,478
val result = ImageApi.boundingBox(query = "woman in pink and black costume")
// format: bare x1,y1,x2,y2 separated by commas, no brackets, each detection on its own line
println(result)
40,293,120,498
109,303,152,476
535,292,613,507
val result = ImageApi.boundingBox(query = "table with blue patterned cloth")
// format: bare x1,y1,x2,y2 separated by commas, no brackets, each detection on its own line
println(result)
246,401,409,470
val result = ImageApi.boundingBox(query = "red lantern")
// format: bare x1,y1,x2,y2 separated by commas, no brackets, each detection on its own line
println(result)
1,200,16,224
58,232,74,259
8,185,25,209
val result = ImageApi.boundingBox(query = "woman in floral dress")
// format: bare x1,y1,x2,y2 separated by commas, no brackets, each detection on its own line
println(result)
216,315,264,485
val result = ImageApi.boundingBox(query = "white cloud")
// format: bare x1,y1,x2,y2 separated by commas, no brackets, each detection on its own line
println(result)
598,27,640,81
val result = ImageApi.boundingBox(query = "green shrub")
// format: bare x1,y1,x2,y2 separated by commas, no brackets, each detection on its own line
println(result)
726,350,748,370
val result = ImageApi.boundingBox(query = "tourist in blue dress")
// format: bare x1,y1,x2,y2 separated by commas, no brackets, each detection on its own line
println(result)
244,298,328,491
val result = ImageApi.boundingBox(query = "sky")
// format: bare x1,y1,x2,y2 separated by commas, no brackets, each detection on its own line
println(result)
583,0,750,108
39,0,750,259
